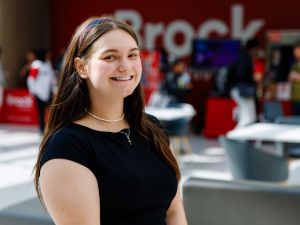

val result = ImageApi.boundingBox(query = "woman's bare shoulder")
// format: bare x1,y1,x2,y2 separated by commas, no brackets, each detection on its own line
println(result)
40,159,100,225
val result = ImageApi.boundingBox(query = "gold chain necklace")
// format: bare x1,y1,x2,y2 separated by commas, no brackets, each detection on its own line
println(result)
85,109,125,122
86,109,132,146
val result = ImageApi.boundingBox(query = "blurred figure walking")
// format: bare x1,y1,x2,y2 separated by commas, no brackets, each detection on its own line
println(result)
288,42,300,115
19,50,36,88
27,49,56,133
228,38,260,128
162,58,192,104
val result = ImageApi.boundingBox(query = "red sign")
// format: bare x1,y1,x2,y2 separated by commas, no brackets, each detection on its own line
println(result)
51,0,300,58
140,50,161,88
0,89,38,125
140,50,162,104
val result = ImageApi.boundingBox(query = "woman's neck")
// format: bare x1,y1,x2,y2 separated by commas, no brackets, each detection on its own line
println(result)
89,97,124,121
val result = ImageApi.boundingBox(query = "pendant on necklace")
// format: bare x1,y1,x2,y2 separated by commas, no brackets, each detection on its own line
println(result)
119,129,132,146
126,137,132,146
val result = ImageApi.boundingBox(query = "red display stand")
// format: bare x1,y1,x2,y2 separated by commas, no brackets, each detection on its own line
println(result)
281,100,292,116
140,50,162,105
203,97,236,138
0,88,38,125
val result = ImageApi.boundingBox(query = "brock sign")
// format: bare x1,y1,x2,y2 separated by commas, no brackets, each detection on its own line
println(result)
115,4,265,57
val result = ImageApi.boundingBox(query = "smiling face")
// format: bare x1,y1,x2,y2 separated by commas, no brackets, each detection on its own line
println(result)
78,28,142,101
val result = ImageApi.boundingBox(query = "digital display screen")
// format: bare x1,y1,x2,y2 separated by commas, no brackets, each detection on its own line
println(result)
192,39,241,69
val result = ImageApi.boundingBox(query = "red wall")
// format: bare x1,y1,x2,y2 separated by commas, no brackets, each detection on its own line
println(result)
50,0,300,57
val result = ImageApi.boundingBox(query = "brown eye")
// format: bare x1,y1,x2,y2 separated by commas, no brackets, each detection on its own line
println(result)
103,55,115,61
129,53,139,59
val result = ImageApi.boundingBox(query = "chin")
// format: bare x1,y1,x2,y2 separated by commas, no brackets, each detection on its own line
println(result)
123,89,135,97
113,88,133,99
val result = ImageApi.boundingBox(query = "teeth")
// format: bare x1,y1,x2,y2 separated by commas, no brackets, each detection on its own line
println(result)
113,76,132,81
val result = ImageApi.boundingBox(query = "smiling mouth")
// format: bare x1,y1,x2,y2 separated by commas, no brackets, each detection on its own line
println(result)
111,76,133,81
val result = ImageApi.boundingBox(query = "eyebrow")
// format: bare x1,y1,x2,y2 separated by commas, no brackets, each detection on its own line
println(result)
101,48,139,54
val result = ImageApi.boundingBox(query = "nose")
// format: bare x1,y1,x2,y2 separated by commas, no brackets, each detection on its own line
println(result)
118,58,130,72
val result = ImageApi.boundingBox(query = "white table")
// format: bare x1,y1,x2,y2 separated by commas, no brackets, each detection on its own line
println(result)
227,123,300,156
145,104,196,155
227,123,300,144
145,103,196,121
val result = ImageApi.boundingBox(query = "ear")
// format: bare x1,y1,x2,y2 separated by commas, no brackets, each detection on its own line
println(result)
74,57,88,79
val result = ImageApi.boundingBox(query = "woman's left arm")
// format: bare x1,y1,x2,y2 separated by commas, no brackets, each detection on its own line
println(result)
166,183,188,225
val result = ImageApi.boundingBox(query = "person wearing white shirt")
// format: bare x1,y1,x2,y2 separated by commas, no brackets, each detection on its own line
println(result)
27,49,56,133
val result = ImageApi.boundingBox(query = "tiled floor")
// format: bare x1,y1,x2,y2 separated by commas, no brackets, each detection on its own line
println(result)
176,134,230,179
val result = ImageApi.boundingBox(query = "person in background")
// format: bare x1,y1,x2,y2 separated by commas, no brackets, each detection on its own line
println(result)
228,38,260,128
162,58,192,104
45,50,58,94
0,47,5,108
19,50,36,88
33,16,187,225
158,47,170,74
53,47,66,78
253,48,266,98
288,42,300,115
265,47,282,100
27,49,56,133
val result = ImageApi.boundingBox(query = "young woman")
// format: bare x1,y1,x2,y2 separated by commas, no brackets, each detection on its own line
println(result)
34,17,187,225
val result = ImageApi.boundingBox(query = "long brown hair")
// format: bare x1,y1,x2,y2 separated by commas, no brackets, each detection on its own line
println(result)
33,16,180,200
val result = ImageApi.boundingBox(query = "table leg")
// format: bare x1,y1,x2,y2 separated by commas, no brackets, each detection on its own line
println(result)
275,142,288,157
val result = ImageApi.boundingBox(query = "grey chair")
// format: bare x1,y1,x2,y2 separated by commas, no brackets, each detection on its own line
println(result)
262,101,283,122
219,136,288,181
183,177,300,225
275,115,300,157
0,197,53,225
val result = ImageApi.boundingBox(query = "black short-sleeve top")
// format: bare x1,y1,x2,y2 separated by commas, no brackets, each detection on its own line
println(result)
40,115,177,225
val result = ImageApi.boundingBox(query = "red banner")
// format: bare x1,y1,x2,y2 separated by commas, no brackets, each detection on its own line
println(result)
0,89,38,125
51,0,300,59
140,50,162,104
